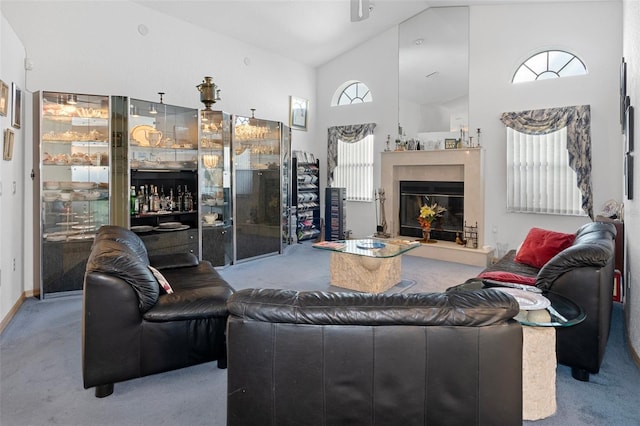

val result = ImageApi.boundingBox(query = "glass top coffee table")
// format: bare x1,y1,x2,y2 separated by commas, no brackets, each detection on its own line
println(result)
313,238,419,293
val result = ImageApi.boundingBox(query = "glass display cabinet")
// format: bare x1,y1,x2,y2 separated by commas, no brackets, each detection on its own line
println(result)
232,112,286,261
34,91,111,297
127,98,200,256
200,109,233,266
281,125,292,246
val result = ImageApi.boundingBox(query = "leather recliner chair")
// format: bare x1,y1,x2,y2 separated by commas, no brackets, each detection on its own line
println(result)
226,288,523,426
82,226,234,397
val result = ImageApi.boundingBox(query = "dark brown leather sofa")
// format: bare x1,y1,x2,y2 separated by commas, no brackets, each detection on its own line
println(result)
226,288,523,426
477,221,617,381
82,226,234,397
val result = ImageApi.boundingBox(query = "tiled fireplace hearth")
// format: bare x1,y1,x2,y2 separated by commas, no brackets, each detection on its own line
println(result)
381,148,493,266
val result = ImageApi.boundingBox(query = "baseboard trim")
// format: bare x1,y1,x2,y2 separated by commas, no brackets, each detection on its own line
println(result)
0,289,40,335
626,317,640,370
0,293,26,335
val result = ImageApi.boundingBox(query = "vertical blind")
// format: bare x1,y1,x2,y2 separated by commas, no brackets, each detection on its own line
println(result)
333,135,374,201
507,127,585,216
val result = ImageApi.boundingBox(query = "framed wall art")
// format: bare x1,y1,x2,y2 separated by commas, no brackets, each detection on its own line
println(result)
0,80,8,117
3,128,14,161
289,96,308,131
12,82,22,129
625,105,634,153
625,153,633,200
620,57,627,131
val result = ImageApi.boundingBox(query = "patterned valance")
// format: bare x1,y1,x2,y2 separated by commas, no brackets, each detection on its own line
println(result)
500,105,593,218
327,123,376,186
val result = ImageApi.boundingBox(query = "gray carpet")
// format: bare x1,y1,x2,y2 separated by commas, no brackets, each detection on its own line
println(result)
1,241,639,425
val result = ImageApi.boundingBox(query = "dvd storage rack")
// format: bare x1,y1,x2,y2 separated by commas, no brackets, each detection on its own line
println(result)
325,187,346,241
293,152,320,241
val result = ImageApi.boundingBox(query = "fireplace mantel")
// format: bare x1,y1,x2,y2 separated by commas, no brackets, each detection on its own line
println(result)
381,148,491,266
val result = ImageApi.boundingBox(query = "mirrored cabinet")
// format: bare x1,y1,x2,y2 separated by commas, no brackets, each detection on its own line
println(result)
232,112,287,261
34,91,111,297
200,109,233,266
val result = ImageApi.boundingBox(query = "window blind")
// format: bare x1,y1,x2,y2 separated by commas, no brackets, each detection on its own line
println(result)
507,127,585,216
333,135,374,201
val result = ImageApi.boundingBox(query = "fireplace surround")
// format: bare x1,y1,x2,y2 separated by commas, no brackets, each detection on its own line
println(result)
381,148,492,266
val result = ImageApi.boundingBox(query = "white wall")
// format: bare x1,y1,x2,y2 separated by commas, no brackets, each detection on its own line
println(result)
0,0,316,305
317,1,623,244
469,1,623,251
316,27,399,238
0,14,26,324
622,0,640,367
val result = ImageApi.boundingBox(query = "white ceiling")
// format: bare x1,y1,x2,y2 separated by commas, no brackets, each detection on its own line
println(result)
135,0,433,67
136,0,600,68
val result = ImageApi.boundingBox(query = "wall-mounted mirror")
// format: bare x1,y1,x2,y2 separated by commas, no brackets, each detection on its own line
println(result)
399,7,469,148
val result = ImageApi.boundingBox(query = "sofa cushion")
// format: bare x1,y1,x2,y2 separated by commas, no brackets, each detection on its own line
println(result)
514,227,576,268
148,265,174,294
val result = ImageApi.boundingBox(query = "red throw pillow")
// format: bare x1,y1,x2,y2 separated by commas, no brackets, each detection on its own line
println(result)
477,271,537,286
514,227,576,268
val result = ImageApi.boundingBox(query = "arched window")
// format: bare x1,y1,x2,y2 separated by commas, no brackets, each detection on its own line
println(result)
332,81,373,106
512,50,587,83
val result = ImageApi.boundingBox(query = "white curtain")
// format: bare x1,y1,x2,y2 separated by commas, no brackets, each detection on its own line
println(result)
507,127,584,216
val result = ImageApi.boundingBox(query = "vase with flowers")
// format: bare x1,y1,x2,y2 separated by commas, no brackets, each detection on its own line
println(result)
418,200,447,243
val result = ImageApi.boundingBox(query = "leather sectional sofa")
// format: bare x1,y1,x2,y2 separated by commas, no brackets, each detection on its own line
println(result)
474,221,617,381
82,226,234,397
226,288,523,426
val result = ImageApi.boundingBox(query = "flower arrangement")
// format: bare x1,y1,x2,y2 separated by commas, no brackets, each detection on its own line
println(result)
418,200,447,229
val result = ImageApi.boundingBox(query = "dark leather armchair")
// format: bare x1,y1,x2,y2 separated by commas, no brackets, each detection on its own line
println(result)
477,221,616,381
82,226,234,397
226,288,523,426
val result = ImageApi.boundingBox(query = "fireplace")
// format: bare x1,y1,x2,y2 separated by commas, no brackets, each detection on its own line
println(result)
380,149,491,267
399,181,464,241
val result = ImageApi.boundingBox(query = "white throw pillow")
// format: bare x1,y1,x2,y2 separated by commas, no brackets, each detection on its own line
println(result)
148,265,174,294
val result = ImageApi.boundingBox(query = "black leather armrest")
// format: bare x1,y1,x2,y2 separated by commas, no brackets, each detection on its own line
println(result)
149,253,199,270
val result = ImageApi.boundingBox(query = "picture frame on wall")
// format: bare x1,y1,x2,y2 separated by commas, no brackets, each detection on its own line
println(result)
289,96,308,131
620,57,627,131
625,105,634,153
3,128,14,161
0,80,8,117
12,82,22,129
625,153,634,200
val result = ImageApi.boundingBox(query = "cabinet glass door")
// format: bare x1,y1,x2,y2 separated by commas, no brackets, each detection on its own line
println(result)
281,125,292,247
128,98,200,256
37,91,110,297
232,114,281,261
200,110,233,266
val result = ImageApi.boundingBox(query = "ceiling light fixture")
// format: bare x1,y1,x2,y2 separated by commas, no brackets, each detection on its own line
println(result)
350,0,371,22
414,38,424,46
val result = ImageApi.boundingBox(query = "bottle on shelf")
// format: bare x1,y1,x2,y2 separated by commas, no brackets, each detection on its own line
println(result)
130,186,137,215
136,188,144,215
